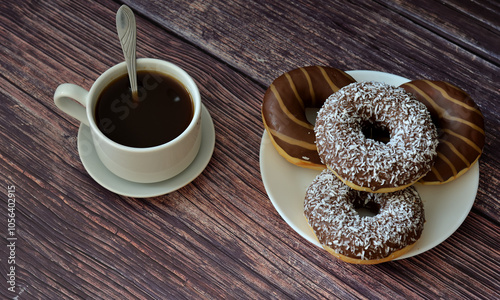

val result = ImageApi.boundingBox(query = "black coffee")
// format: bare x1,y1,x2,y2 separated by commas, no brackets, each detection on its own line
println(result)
95,71,193,148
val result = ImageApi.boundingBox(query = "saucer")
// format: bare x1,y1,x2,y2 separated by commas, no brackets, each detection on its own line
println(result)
260,70,480,260
78,104,215,197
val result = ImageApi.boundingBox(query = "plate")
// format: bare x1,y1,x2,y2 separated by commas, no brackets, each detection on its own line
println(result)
259,70,479,259
78,104,215,198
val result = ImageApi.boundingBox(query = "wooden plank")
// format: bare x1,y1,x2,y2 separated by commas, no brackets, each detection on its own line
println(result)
379,0,500,64
123,0,500,79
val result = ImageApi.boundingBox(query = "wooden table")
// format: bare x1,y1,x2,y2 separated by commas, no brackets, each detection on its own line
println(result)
1,0,499,298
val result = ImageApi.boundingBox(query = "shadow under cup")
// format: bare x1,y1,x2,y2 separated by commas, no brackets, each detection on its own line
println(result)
87,58,202,183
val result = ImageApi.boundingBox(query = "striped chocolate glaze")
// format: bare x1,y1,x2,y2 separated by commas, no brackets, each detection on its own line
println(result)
262,66,356,169
400,80,485,184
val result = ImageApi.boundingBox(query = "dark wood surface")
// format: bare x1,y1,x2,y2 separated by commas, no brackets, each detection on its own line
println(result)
1,0,499,299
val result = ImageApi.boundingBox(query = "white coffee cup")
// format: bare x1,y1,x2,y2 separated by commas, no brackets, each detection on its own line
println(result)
54,58,202,183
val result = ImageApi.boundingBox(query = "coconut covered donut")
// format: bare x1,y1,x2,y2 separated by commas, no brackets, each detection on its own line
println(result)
262,66,356,169
400,80,485,184
315,81,439,192
304,169,425,264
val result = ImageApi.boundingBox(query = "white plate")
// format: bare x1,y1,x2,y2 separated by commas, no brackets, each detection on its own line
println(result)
259,70,479,259
78,104,215,198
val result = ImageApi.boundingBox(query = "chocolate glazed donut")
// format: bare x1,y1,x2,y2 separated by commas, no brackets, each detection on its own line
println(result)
304,169,425,264
262,66,356,169
401,80,485,184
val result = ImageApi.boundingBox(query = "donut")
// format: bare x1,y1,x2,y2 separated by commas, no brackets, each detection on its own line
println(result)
315,81,438,193
262,66,356,169
304,169,425,264
400,80,485,184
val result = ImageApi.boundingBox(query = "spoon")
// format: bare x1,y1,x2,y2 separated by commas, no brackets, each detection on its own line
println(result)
116,5,139,102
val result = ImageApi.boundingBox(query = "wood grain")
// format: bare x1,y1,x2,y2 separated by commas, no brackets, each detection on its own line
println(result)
0,0,498,299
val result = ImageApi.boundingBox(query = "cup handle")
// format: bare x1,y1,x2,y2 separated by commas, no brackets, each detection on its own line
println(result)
54,83,91,126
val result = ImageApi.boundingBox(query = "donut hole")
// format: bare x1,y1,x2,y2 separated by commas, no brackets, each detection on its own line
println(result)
430,115,445,138
353,193,381,218
355,204,380,218
305,107,320,125
361,121,391,144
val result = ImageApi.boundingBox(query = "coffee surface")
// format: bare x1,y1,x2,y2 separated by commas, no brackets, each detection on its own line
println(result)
95,71,193,148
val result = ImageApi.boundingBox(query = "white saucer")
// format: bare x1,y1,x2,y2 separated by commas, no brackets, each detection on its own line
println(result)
78,104,215,198
260,70,480,260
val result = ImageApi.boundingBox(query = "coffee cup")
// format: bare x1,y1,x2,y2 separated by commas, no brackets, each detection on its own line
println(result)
54,58,202,183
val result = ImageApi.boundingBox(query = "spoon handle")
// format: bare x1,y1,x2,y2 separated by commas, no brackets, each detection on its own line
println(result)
116,5,138,98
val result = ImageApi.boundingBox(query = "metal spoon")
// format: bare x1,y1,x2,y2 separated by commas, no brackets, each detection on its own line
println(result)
116,5,138,102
